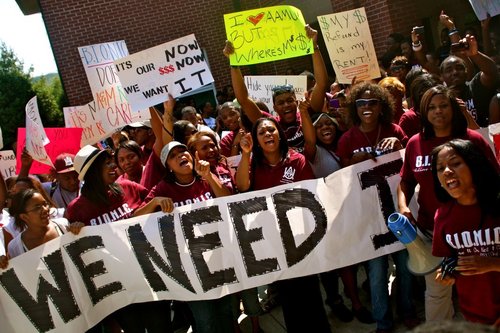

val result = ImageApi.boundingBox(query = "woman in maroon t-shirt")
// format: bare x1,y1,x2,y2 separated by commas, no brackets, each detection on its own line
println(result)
66,145,171,333
431,139,500,325
115,140,144,184
236,117,331,333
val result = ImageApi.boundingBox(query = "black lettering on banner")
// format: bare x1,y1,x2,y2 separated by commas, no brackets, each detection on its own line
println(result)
0,250,80,333
358,159,403,250
181,206,238,292
272,188,327,267
228,197,280,277
64,236,124,305
126,219,195,293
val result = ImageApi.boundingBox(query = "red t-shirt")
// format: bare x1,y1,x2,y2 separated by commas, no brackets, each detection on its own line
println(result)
140,150,166,191
66,179,148,226
337,123,408,161
400,129,498,231
274,112,304,154
215,161,235,194
398,107,421,140
433,201,500,324
220,131,237,157
142,178,215,208
251,149,314,191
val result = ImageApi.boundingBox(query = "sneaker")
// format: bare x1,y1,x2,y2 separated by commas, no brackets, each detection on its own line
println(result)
353,306,375,324
330,302,353,322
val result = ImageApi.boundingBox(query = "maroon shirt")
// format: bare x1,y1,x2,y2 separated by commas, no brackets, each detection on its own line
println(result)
140,150,166,191
220,131,237,157
400,129,498,231
142,178,215,208
398,107,421,140
433,201,500,324
251,149,314,191
337,123,408,161
66,179,148,226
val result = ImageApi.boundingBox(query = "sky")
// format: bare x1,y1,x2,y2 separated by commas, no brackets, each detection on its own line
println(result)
0,0,58,76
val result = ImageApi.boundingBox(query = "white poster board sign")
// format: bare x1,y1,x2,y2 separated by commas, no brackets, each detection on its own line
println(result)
114,34,214,112
0,150,16,179
318,7,380,83
0,151,406,333
24,96,53,167
468,0,500,20
245,75,307,113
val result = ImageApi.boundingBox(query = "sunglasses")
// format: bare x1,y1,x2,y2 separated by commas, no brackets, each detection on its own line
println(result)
389,65,405,72
355,99,380,108
272,84,294,96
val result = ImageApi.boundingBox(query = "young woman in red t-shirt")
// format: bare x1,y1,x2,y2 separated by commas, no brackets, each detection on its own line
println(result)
431,139,500,326
236,117,331,333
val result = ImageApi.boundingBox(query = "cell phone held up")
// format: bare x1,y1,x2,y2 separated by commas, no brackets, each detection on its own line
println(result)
450,41,469,53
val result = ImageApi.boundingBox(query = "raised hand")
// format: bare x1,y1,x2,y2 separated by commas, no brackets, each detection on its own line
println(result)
194,151,211,178
239,133,253,154
223,40,235,58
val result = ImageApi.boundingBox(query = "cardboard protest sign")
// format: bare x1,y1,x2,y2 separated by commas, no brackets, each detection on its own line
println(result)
77,40,151,143
63,101,149,147
224,6,313,66
318,8,380,83
245,75,307,112
468,0,500,20
0,150,16,180
114,34,214,112
16,128,83,174
0,151,406,333
24,96,53,168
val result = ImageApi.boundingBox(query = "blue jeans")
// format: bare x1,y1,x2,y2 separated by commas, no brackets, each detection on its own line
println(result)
188,295,234,333
367,249,414,330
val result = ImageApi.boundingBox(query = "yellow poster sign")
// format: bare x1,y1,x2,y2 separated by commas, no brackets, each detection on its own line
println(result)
224,5,313,66
318,8,380,83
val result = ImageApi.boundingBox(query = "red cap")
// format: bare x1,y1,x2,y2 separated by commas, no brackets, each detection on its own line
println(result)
53,153,76,173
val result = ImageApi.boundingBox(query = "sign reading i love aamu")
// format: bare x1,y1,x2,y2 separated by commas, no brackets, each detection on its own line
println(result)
224,5,313,65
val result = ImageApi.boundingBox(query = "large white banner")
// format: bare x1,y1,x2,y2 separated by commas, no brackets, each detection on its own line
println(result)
318,8,380,84
113,34,214,112
0,151,405,333
245,75,307,114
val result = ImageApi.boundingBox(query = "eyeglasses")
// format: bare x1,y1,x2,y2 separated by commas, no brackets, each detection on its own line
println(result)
25,202,50,214
355,99,380,108
272,84,294,96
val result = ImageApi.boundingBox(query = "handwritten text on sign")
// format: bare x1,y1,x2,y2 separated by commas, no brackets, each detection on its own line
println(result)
24,96,52,168
0,151,405,333
245,75,306,113
224,6,313,65
77,40,151,142
318,8,380,83
114,34,214,112
0,150,16,179
16,128,83,175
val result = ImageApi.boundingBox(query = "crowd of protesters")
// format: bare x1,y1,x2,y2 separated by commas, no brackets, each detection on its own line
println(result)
0,8,499,333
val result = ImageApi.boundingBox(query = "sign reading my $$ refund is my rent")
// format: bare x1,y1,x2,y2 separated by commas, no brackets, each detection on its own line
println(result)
318,7,380,83
114,34,214,112
224,5,313,66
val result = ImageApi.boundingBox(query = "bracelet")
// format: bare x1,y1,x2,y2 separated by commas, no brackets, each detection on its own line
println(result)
448,29,458,36
412,41,421,47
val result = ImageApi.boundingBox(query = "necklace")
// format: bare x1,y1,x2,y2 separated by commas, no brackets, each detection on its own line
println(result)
175,178,196,187
360,124,381,153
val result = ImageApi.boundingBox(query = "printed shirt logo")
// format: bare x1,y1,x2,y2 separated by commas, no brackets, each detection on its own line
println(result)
282,166,296,182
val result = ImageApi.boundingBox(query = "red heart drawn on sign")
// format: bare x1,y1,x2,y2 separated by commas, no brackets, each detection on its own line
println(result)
247,12,265,26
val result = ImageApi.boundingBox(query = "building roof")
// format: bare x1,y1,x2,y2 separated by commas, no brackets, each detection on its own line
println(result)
15,0,40,15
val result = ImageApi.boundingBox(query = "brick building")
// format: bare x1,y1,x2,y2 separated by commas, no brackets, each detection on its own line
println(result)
16,0,480,108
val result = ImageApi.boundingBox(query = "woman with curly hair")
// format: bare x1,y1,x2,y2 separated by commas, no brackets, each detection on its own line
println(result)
431,139,500,326
337,82,408,167
397,85,498,322
337,82,416,332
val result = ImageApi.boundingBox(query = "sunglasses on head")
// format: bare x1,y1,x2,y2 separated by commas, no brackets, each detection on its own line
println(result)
355,99,380,108
272,84,294,96
390,65,405,72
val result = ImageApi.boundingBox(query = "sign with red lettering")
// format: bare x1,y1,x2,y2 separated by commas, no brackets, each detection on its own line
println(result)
114,34,214,112
24,96,53,167
16,128,83,174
